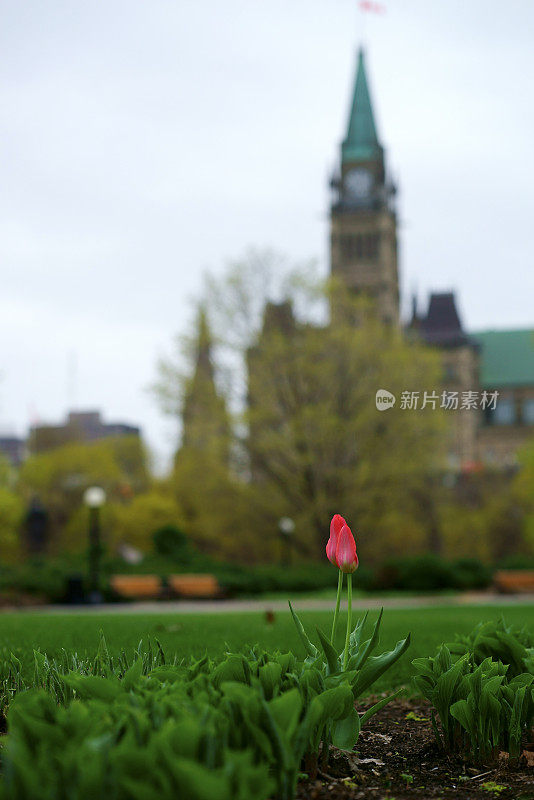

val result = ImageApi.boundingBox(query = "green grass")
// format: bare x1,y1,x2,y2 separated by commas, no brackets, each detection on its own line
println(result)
0,604,531,694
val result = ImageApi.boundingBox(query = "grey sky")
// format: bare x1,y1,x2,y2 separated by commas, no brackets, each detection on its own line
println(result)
1,0,533,466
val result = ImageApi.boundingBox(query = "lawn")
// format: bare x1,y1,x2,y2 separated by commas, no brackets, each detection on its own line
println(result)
1,602,531,693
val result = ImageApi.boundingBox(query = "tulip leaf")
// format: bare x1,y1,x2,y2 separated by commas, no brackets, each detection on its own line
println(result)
331,707,360,751
350,608,383,670
288,601,318,659
351,634,411,698
316,627,340,675
359,688,402,725
348,611,368,655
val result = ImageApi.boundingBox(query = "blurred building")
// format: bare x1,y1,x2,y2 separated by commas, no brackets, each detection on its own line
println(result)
251,47,534,471
329,47,534,469
180,309,230,463
29,410,141,454
0,435,26,466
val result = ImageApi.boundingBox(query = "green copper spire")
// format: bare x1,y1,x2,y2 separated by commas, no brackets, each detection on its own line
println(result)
342,48,382,163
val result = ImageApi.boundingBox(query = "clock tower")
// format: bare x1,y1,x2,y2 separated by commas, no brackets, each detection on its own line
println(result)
330,48,399,326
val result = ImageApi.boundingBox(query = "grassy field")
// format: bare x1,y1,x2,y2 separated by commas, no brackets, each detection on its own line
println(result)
0,603,531,694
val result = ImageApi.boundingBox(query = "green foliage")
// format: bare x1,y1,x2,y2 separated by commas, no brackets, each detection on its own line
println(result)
0,488,24,562
152,524,189,557
0,629,403,800
215,562,338,596
289,604,410,743
412,618,534,761
111,491,184,553
18,436,150,549
375,555,492,592
446,617,534,678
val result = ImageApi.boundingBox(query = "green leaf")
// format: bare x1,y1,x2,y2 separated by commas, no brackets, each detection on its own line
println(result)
316,627,339,675
450,698,476,742
288,601,318,659
332,707,360,751
314,684,354,723
351,634,411,698
258,662,282,700
169,757,231,800
360,688,402,726
267,689,302,740
350,608,383,670
212,656,251,688
61,673,120,702
348,611,369,655
122,657,144,690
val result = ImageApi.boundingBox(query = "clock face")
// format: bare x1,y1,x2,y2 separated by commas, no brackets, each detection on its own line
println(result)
345,168,373,198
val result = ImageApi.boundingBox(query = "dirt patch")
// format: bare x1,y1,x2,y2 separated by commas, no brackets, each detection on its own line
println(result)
297,698,534,799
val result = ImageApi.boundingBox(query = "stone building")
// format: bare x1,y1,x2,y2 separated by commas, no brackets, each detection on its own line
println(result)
180,308,230,464
29,410,141,454
251,47,533,471
330,49,399,328
328,47,534,469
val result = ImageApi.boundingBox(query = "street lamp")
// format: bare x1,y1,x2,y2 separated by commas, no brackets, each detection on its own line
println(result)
278,516,295,565
83,486,106,604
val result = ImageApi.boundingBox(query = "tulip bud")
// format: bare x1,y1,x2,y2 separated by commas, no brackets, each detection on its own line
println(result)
335,524,358,574
326,514,346,565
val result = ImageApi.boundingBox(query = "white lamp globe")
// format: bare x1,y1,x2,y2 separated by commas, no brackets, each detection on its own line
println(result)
278,517,295,535
84,486,106,508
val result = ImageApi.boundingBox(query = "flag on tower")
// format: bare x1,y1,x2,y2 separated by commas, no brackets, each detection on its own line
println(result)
359,1,386,13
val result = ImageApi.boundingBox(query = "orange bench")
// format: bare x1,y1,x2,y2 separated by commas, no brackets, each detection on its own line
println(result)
169,574,221,598
110,575,162,599
110,574,221,600
494,570,534,594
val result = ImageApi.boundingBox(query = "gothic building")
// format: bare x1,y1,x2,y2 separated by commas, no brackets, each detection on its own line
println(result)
250,47,534,471
330,49,399,328
328,47,534,469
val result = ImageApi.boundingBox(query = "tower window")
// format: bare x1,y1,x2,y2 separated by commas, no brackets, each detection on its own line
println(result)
522,398,534,425
340,233,380,261
492,396,516,426
364,233,380,259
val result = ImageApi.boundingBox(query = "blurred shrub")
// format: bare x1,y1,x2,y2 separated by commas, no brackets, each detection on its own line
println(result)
375,554,492,592
376,555,454,592
111,492,184,552
498,554,534,570
0,558,80,603
451,557,492,590
152,524,190,561
0,488,24,562
213,563,339,596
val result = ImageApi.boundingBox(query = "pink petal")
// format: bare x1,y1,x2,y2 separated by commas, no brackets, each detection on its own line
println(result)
336,524,358,574
326,514,346,566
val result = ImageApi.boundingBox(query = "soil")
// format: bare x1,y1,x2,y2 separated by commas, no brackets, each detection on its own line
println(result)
297,697,534,800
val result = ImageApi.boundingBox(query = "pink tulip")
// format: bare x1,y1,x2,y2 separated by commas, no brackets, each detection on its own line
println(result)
326,514,346,565
335,524,358,574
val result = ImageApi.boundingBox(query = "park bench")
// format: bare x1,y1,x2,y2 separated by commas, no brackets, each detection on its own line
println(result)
110,574,221,600
493,570,534,594
169,574,221,598
110,575,162,599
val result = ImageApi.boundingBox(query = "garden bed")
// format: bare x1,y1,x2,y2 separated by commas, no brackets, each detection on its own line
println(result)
298,697,534,799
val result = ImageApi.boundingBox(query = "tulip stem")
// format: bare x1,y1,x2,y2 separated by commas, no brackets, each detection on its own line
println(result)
330,570,343,645
342,573,352,672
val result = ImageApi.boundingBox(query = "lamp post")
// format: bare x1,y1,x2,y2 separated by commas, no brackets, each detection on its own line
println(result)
83,486,106,604
278,516,295,565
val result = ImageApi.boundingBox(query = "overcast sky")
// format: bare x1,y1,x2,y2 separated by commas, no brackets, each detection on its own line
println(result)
2,0,533,467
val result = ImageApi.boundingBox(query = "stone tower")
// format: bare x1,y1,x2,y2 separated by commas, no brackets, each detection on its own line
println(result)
330,48,399,326
180,307,229,463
